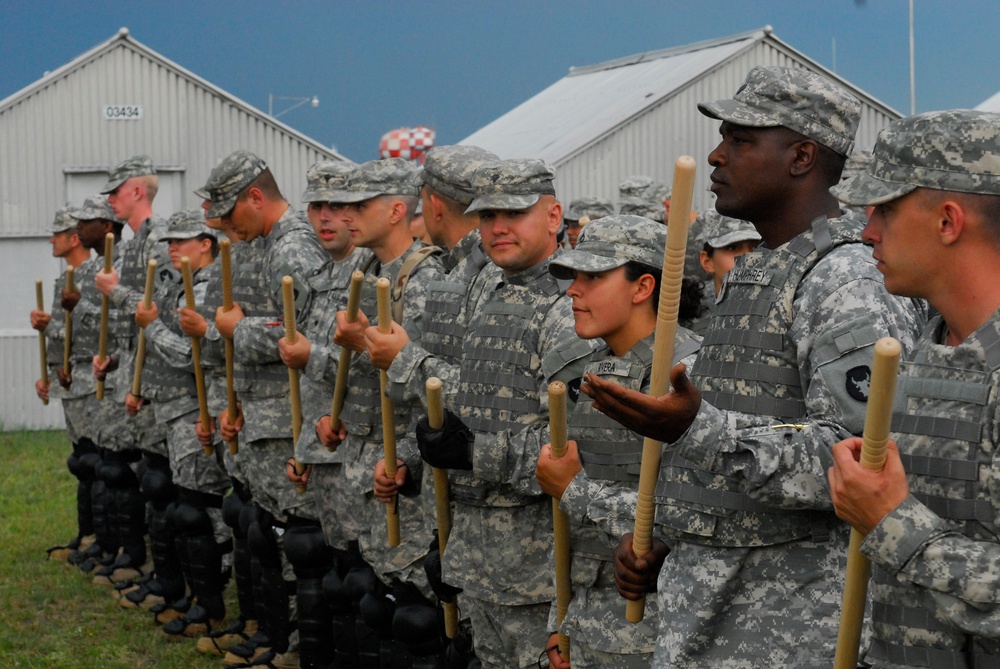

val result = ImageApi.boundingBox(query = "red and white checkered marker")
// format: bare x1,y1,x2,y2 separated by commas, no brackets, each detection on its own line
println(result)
379,126,436,164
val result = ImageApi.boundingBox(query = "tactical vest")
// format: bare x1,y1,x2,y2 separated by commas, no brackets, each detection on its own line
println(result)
421,243,490,364
866,317,1000,669
230,241,291,398
113,217,175,347
655,216,863,547
451,269,566,506
141,265,219,403
339,246,437,437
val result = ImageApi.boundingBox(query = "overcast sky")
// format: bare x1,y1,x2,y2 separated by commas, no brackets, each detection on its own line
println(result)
3,1,998,162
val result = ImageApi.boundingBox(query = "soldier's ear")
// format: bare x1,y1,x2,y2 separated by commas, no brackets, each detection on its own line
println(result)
788,139,819,177
936,199,966,247
546,198,563,234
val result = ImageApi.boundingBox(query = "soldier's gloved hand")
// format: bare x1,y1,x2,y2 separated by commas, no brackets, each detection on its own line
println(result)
423,534,462,602
416,409,473,470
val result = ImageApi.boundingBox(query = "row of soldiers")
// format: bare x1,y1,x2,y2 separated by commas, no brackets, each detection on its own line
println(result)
31,63,1000,669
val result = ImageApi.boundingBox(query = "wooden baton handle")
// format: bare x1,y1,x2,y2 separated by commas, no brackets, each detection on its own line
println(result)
96,233,114,400
427,377,458,638
377,277,401,547
626,155,696,623
834,337,902,669
220,239,239,454
182,258,213,455
282,275,307,490
548,381,572,661
329,270,365,436
36,279,48,404
131,260,157,398
63,266,75,378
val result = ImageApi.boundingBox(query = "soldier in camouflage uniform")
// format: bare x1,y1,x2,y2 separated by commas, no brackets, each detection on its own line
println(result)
93,156,176,585
830,109,1000,669
68,196,127,574
33,207,97,561
128,210,233,640
589,66,927,668
562,196,613,249
175,204,263,657
365,144,499,668
415,158,594,669
535,215,701,668
310,158,444,667
207,150,329,667
277,159,372,669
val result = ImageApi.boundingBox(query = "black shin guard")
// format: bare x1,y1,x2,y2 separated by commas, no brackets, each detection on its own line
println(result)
247,507,292,653
285,521,335,669
393,582,445,669
173,490,227,621
224,482,257,621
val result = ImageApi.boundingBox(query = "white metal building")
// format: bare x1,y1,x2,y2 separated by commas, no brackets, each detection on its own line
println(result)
460,26,901,213
1,27,347,431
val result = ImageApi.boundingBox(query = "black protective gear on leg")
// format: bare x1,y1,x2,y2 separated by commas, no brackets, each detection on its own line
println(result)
247,507,293,654
285,521,335,669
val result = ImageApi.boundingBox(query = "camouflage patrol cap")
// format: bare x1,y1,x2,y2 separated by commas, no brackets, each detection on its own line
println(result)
549,214,666,279
101,155,156,194
565,196,614,222
699,208,761,249
301,160,354,203
161,209,218,242
50,206,78,234
698,66,861,157
465,158,556,213
204,150,268,218
422,145,499,206
618,196,665,222
193,186,211,200
618,175,671,201
72,195,122,226
832,110,1000,206
338,158,421,203
840,150,873,183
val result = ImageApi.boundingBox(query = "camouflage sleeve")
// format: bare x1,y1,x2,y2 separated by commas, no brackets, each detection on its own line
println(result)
472,299,594,493
399,260,443,347
385,340,461,409
561,469,637,543
862,494,1000,636
143,291,193,369
674,247,923,509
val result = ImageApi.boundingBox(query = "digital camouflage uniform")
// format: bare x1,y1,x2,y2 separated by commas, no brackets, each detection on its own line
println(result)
441,158,595,669
139,210,232,633
832,110,1000,669
638,67,928,669
545,215,701,668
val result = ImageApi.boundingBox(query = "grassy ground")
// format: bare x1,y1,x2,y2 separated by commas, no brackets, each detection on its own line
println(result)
0,430,227,668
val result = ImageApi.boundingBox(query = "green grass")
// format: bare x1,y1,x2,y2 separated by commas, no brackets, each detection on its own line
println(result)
0,430,225,668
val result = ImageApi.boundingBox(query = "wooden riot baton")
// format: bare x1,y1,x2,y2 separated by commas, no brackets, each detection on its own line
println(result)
131,260,157,399
63,266,75,378
282,275,307,492
427,377,458,638
548,380,572,661
35,279,49,404
220,239,239,455
96,233,114,400
377,277,401,547
834,337,901,669
626,155,696,623
182,258,213,455
329,270,365,438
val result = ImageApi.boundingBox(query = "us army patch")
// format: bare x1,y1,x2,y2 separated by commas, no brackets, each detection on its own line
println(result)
845,365,871,402
566,377,582,402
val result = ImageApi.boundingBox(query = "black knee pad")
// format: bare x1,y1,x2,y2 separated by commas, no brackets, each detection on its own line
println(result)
76,452,102,481
221,490,244,531
322,568,354,615
67,450,83,479
172,502,212,537
359,590,395,640
393,603,443,658
343,566,378,612
238,503,257,538
284,524,333,577
98,459,137,489
246,516,280,569
141,467,175,506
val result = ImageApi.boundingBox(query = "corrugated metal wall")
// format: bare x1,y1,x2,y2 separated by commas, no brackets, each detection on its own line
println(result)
0,37,343,430
553,40,898,215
